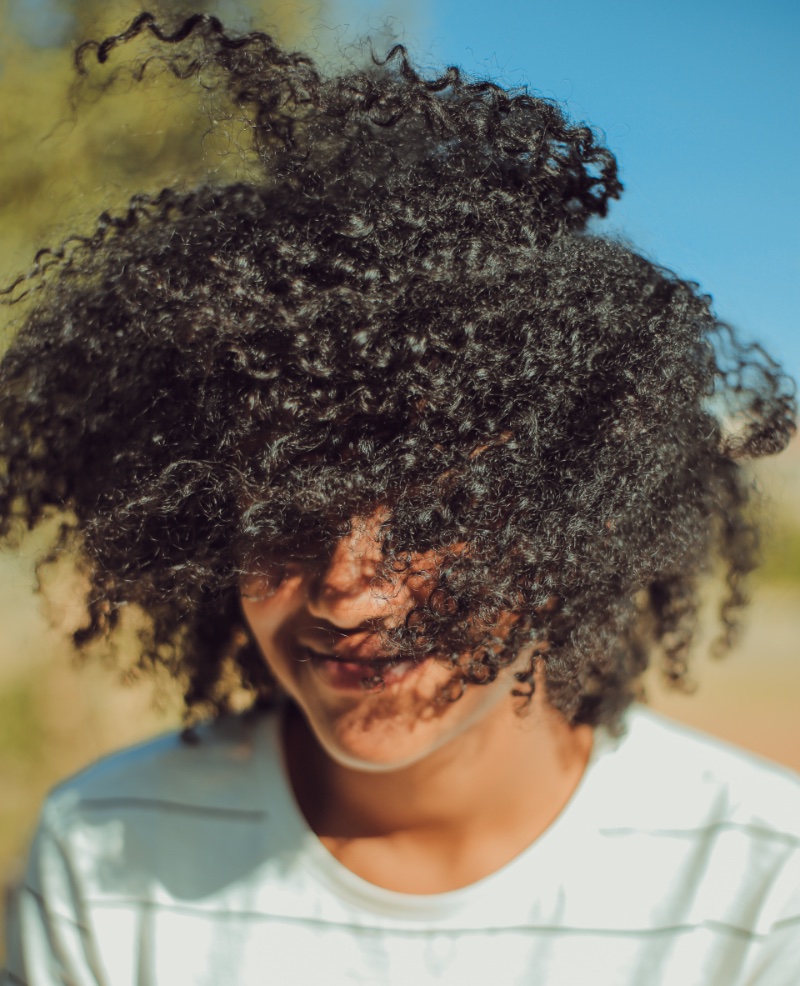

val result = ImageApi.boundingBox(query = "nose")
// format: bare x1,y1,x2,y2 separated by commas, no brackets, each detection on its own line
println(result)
304,519,407,630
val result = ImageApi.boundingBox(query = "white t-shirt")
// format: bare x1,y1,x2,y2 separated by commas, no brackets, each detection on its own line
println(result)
4,705,800,985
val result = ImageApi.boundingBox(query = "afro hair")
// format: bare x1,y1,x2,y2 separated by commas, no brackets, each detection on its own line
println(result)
0,13,795,729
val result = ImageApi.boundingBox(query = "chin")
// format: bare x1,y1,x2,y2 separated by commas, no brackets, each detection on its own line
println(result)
303,705,443,773
299,680,512,775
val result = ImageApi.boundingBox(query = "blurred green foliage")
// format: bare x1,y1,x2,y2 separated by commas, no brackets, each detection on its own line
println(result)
0,675,44,770
0,675,47,850
757,518,800,586
0,0,322,305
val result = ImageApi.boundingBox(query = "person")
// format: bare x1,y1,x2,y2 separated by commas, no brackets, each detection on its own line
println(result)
1,12,799,985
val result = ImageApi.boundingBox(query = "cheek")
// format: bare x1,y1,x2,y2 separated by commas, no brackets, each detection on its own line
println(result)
240,563,294,601
241,609,297,701
240,580,302,678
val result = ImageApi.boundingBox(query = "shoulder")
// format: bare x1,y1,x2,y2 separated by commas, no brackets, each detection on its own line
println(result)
581,706,800,941
34,710,290,906
14,710,312,982
42,710,279,830
603,706,800,836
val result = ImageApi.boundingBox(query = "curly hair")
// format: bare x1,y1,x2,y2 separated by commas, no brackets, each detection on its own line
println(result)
0,13,795,730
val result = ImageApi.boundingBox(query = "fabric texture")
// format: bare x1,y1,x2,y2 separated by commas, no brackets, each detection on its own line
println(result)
4,705,800,985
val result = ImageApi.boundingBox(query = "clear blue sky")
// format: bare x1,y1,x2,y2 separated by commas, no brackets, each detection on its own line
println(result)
329,0,800,383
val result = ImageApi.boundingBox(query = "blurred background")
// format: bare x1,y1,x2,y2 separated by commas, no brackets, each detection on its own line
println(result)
1,0,798,958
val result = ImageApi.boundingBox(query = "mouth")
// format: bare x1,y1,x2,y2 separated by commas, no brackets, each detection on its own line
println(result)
295,645,422,691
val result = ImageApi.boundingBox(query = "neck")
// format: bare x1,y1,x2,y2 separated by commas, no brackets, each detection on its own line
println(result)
284,690,594,892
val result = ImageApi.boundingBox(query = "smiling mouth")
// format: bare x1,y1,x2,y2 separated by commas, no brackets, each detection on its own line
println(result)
296,645,422,690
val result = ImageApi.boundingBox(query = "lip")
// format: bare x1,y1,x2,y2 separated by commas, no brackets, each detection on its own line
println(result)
297,629,386,664
295,645,424,692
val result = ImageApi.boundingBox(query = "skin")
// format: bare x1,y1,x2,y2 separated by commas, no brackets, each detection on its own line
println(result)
240,515,594,894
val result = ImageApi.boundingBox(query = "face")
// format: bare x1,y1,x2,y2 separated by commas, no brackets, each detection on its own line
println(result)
240,514,526,772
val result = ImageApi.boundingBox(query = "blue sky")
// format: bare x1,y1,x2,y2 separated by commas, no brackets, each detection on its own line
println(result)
9,0,798,381
328,0,800,383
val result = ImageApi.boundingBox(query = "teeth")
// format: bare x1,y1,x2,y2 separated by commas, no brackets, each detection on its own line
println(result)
382,660,413,675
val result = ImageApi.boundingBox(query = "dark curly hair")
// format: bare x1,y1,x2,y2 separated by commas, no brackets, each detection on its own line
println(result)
0,13,795,730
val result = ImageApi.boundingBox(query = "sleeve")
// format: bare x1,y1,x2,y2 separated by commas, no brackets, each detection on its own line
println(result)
3,809,107,986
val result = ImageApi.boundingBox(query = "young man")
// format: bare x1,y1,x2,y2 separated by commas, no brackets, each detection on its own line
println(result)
2,12,798,984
